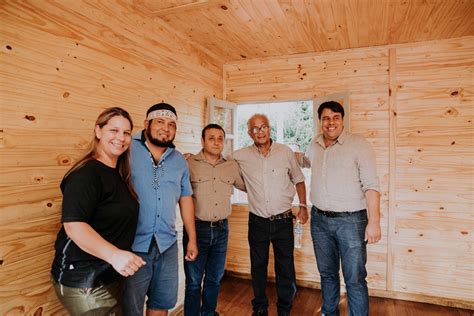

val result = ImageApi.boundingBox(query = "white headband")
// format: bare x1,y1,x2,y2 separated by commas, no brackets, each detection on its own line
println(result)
146,109,177,122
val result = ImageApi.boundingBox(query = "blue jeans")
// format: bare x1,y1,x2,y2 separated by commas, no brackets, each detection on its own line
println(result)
122,240,178,315
248,212,296,315
311,207,369,316
183,220,229,316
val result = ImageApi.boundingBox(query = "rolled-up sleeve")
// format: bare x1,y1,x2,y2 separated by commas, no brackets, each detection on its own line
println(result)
358,139,380,193
287,147,305,184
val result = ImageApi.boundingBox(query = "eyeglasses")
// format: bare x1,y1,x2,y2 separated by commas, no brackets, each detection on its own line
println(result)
250,125,269,134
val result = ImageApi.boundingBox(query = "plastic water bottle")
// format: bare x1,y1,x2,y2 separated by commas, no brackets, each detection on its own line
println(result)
294,219,303,249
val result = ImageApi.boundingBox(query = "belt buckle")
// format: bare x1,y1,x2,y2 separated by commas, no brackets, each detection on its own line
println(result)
268,215,276,221
210,220,224,227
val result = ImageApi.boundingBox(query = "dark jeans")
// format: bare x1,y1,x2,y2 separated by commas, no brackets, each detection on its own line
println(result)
248,212,296,315
183,219,229,316
310,207,369,316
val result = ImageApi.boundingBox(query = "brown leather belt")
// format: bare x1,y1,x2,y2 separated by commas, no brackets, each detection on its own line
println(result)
252,209,294,221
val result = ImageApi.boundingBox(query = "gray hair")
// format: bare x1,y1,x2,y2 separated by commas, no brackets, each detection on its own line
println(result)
247,113,270,130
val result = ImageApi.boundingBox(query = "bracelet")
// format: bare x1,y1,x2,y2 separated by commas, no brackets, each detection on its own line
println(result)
299,204,307,208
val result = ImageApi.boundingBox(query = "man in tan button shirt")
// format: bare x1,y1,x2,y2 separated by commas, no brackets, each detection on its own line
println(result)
233,114,308,316
184,123,245,316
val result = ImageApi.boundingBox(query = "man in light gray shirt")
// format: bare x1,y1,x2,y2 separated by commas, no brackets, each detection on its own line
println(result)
299,101,381,316
233,114,308,316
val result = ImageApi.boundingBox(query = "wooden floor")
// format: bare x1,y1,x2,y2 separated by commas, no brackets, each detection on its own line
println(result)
213,275,473,316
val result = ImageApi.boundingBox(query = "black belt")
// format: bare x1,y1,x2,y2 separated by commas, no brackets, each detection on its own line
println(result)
195,218,227,227
253,210,294,221
314,206,366,218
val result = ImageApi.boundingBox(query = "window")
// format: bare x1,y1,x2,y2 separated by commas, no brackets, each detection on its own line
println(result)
233,100,314,204
207,94,351,206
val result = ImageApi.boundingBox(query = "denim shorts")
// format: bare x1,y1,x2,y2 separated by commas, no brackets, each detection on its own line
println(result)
122,240,178,314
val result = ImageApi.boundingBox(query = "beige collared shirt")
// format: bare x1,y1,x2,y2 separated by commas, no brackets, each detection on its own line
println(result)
305,130,380,212
233,142,305,218
187,150,245,221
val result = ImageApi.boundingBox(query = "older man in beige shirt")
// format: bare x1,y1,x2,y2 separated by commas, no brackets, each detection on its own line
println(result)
233,114,308,316
300,101,381,316
184,123,245,316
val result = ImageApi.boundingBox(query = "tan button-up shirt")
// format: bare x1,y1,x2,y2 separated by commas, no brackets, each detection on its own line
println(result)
233,142,305,218
187,150,245,221
306,130,380,212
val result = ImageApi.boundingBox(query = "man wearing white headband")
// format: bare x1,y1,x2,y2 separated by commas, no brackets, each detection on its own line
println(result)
123,103,198,316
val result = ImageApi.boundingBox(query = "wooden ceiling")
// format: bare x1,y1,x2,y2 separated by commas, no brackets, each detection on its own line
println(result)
133,0,474,63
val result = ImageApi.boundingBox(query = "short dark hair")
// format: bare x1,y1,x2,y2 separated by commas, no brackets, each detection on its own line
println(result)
317,101,344,119
146,102,177,117
202,123,226,139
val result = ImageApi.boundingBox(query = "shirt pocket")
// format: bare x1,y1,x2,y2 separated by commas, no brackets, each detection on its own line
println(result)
270,167,289,178
190,173,212,196
268,167,290,191
217,175,234,196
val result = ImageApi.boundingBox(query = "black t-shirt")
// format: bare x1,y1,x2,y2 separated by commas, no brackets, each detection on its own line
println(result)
51,159,139,288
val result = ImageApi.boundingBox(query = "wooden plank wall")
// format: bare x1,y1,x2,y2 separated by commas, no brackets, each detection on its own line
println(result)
223,36,474,308
0,1,221,314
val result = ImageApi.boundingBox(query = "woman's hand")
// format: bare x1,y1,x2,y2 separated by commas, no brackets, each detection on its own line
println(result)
109,249,146,277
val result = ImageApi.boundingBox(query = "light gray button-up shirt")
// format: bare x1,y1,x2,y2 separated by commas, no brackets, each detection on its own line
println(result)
233,142,305,218
305,130,380,212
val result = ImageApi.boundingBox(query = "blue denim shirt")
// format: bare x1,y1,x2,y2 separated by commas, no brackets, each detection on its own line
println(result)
130,131,192,253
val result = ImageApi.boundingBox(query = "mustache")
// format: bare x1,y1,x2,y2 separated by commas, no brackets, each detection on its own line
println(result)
146,128,175,148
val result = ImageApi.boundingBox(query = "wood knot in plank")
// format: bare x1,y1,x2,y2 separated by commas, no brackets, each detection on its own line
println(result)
24,115,36,121
33,307,43,316
58,154,71,165
34,176,44,182
444,107,458,116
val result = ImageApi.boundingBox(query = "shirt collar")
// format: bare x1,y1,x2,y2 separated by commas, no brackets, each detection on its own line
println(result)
134,130,174,163
193,150,226,165
315,128,348,148
252,139,273,155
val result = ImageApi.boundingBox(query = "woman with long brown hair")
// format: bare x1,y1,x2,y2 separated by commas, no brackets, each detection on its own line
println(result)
51,107,145,315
